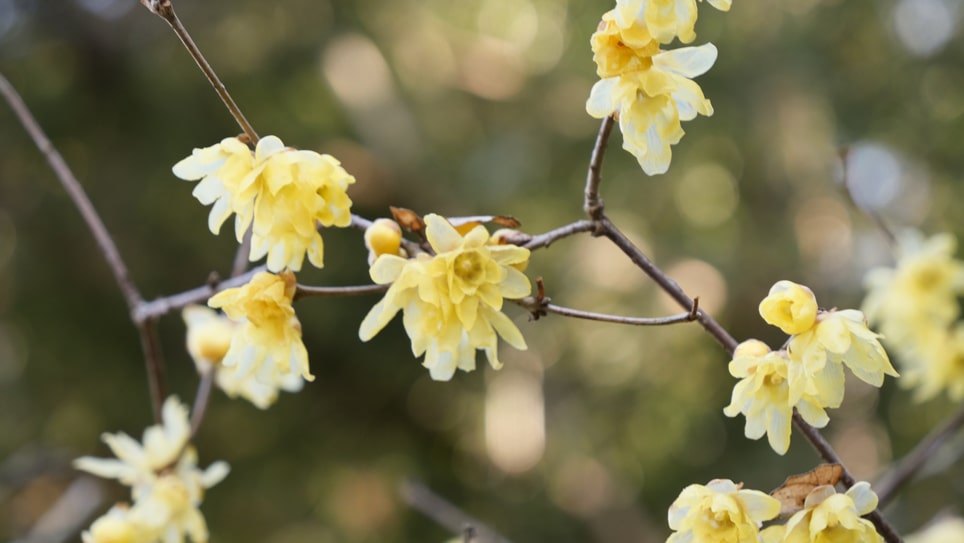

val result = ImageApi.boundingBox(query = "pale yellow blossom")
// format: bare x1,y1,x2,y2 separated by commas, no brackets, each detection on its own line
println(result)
183,305,303,409
723,340,828,455
666,478,780,543
75,397,229,543
906,516,964,543
759,280,819,335
783,482,883,543
364,218,405,265
207,271,312,384
359,214,530,381
173,135,354,272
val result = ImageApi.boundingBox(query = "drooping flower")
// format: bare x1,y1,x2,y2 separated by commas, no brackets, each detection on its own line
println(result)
183,305,304,409
757,280,898,408
359,214,531,381
863,231,964,401
207,270,312,384
173,135,354,272
74,397,229,543
759,280,818,335
723,339,828,455
666,478,781,543
782,482,883,543
586,11,716,175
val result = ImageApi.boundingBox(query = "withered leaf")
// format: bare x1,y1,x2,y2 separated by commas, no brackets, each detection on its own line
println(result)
389,207,425,233
770,463,843,517
447,215,521,229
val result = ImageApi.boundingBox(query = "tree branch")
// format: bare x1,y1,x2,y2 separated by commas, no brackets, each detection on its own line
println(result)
519,220,596,251
875,402,964,507
190,370,215,439
0,72,142,312
135,267,265,321
399,480,513,543
513,296,700,326
584,116,615,221
139,0,260,144
294,283,389,301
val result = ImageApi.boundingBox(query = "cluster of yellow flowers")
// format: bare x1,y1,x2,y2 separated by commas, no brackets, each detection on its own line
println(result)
586,0,728,175
359,214,531,381
724,280,898,454
863,231,964,400
74,397,229,543
665,478,883,543
173,135,355,273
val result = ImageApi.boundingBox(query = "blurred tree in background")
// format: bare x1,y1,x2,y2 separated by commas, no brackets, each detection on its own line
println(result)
1,0,963,541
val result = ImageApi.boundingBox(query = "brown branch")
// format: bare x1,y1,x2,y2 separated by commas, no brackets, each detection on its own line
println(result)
139,0,259,144
230,229,252,278
136,319,167,422
190,370,215,439
399,480,513,543
513,296,700,326
135,267,265,321
875,402,964,507
294,283,389,301
520,220,596,250
0,72,142,312
583,116,615,221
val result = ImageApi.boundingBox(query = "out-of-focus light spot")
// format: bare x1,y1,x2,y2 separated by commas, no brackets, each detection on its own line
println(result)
658,259,727,315
568,229,649,293
0,0,20,38
459,38,525,100
322,34,395,110
392,18,457,96
921,67,964,121
675,163,739,228
794,197,852,274
894,0,958,58
843,143,901,211
831,422,886,481
477,0,538,49
323,470,397,535
485,372,544,474
541,78,597,138
572,325,645,386
74,0,133,19
548,456,615,517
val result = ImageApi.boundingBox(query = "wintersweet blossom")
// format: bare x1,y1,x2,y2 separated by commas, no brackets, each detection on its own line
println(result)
172,135,354,272
782,482,883,543
81,504,151,543
758,280,897,408
723,340,828,455
613,0,732,46
183,305,303,409
863,231,964,400
587,10,716,175
906,516,964,543
207,270,313,384
666,479,780,543
359,214,530,381
75,397,229,543
364,218,405,265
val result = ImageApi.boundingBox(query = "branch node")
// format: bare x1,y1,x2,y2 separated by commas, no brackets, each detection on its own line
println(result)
688,296,701,321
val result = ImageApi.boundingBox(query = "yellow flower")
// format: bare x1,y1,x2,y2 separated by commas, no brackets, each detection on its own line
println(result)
906,516,964,543
182,305,304,409
359,214,531,381
759,280,818,335
173,135,354,272
783,482,883,543
614,0,700,45
208,270,313,383
723,340,828,455
786,309,898,406
74,397,230,543
82,504,152,543
364,218,405,265
587,28,715,175
666,478,781,543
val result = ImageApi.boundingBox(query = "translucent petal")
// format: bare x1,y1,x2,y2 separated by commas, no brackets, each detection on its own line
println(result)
586,78,620,118
359,297,401,341
424,214,463,253
485,307,527,350
652,43,718,79
370,255,410,284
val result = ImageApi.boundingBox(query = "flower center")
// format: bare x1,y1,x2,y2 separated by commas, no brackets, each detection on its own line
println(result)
453,252,485,285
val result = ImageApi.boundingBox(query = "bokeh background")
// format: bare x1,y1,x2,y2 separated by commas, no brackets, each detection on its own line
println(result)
2,0,964,541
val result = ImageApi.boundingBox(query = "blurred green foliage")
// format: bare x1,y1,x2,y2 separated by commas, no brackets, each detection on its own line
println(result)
1,0,963,541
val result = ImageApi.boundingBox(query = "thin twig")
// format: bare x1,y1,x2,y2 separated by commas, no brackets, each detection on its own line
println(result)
837,147,897,247
513,297,699,326
584,116,615,221
231,229,252,278
135,267,265,321
0,72,142,311
400,480,513,543
521,220,596,250
294,283,389,301
139,0,259,144
875,402,964,507
190,370,215,438
137,319,167,422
